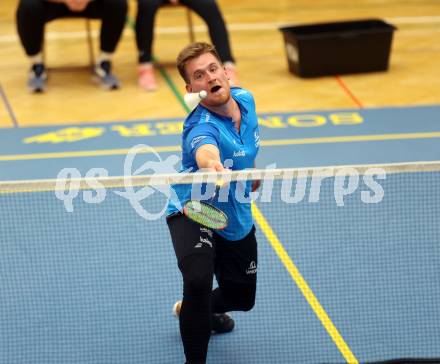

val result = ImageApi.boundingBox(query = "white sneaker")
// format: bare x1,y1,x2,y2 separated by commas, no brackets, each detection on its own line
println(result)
172,301,182,318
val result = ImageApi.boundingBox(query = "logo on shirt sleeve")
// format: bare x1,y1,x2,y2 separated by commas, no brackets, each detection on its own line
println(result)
191,135,207,149
254,131,260,147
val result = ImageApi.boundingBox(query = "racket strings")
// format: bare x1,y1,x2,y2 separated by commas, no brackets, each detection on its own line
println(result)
184,200,228,230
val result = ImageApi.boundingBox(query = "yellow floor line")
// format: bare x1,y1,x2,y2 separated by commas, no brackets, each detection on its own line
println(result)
0,146,181,161
261,132,440,146
1,131,440,161
251,203,359,364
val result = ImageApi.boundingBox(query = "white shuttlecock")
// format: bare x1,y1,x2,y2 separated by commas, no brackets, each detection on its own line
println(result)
184,90,207,111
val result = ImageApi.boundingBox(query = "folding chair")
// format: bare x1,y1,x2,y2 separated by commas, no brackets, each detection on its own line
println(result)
161,4,195,43
43,18,95,71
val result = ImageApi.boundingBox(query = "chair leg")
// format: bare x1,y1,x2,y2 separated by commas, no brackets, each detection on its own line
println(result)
85,19,95,69
43,19,96,70
42,39,46,65
186,9,195,43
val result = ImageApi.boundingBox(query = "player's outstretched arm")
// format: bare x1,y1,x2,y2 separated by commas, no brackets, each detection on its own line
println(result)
195,144,224,171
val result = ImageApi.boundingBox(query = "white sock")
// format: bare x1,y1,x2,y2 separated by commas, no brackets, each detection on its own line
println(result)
139,62,154,69
97,51,113,65
30,53,43,65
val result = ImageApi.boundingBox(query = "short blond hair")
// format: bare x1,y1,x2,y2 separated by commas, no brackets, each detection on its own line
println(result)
176,42,222,83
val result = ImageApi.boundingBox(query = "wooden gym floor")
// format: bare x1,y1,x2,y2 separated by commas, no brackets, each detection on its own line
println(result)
0,0,439,127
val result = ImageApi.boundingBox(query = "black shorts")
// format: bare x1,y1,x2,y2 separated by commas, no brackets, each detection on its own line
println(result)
166,213,257,285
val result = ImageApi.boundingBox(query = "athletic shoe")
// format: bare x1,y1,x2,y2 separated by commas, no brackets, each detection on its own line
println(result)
138,64,157,91
172,301,235,334
28,63,47,93
93,60,120,90
211,312,235,333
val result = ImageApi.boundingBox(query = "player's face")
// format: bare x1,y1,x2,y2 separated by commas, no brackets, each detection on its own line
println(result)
185,52,231,107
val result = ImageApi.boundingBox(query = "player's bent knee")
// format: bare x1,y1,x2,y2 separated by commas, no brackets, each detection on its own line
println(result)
221,280,256,311
238,289,256,312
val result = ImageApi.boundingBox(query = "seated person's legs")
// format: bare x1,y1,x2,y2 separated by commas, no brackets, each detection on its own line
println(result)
16,0,59,92
86,0,128,90
135,0,162,91
16,0,127,92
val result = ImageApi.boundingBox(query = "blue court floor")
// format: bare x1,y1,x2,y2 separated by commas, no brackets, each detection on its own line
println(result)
1,105,440,364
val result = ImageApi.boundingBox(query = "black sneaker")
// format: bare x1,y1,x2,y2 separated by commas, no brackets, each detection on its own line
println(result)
93,60,120,90
211,313,235,334
28,63,47,93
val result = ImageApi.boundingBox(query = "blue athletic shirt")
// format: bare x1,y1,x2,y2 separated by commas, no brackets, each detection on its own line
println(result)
166,87,260,241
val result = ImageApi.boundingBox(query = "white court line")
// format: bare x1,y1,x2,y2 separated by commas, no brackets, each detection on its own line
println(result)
388,16,440,23
1,16,440,43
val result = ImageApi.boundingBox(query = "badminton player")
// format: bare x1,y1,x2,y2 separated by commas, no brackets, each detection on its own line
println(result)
166,42,260,364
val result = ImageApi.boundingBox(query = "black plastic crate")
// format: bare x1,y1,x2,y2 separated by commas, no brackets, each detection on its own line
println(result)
279,19,396,77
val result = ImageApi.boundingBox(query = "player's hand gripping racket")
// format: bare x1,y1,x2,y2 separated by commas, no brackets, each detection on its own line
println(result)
183,180,228,230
